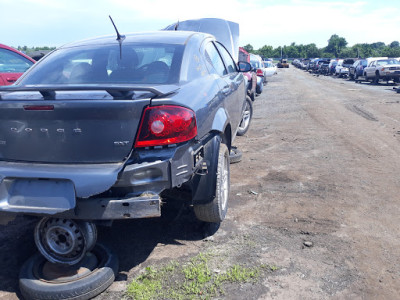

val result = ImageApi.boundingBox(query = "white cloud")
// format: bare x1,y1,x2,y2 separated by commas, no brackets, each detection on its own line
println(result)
0,0,399,48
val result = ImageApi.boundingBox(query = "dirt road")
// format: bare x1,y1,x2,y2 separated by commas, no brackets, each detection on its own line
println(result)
1,67,399,299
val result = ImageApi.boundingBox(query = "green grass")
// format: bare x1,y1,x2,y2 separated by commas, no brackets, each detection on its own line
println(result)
126,252,277,299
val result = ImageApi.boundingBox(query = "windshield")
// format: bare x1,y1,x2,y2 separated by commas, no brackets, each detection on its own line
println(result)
376,59,399,66
19,43,184,85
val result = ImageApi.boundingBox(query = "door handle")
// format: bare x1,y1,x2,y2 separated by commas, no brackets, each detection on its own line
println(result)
6,78,17,83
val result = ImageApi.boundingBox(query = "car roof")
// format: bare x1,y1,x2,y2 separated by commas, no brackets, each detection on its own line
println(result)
61,31,211,49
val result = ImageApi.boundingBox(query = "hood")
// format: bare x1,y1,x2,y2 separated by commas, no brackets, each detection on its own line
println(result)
164,18,239,62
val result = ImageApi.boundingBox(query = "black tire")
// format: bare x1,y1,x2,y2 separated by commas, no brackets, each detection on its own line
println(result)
373,74,380,85
256,83,262,95
236,96,253,136
229,146,242,164
194,142,230,223
19,244,118,300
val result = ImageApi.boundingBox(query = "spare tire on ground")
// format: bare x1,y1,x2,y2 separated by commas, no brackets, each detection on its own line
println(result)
19,243,118,300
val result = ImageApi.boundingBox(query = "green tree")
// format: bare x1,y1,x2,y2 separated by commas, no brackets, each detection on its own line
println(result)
243,44,254,53
256,45,274,59
326,34,348,57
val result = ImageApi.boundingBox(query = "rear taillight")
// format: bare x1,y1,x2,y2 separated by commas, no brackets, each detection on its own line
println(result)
256,69,263,76
135,105,197,148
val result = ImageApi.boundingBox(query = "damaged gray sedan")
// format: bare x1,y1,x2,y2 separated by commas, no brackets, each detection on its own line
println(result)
0,18,251,299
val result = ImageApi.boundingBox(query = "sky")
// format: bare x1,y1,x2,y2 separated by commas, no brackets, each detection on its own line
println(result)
1,0,399,50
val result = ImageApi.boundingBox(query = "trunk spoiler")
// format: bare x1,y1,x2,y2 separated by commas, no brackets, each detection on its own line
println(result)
0,84,180,100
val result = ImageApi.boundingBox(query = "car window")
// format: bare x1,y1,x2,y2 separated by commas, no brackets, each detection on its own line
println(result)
18,43,184,85
204,42,226,76
0,48,34,73
214,42,237,74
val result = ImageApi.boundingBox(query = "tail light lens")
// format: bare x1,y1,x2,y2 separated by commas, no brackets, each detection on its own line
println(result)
256,69,263,76
135,105,197,148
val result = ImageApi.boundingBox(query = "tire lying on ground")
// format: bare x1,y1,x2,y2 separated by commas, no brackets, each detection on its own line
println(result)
19,244,118,300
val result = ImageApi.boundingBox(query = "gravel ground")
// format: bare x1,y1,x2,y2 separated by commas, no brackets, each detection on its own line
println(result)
1,67,399,299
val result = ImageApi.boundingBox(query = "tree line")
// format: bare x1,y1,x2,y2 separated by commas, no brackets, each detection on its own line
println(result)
243,34,400,59
17,46,56,54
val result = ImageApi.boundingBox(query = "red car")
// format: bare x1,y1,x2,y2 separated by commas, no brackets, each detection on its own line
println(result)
0,44,35,86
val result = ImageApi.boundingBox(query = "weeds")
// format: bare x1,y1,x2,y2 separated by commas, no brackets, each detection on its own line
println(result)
126,252,275,299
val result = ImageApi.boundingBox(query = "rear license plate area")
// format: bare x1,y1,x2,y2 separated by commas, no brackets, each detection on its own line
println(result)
0,178,76,213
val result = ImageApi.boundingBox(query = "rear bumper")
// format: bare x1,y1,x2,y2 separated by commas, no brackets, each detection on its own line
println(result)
0,138,205,221
381,72,400,78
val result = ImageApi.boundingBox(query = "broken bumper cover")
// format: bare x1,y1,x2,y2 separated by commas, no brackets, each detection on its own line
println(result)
0,140,200,221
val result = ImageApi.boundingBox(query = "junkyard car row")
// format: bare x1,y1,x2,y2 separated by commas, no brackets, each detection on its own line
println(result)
293,57,400,89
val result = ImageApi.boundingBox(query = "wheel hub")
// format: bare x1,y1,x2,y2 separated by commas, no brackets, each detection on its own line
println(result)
35,218,97,265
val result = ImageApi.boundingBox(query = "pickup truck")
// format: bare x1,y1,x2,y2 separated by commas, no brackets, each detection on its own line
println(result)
363,58,400,84
0,18,251,299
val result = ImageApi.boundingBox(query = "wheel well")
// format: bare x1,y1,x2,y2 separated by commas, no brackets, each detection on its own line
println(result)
223,124,232,151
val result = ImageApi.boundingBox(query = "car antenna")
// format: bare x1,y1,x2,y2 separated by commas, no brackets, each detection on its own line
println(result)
109,15,125,59
174,20,179,31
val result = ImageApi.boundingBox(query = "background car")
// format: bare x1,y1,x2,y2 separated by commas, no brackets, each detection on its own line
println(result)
263,60,277,77
349,59,367,80
328,59,338,75
250,53,266,85
317,60,331,75
249,53,265,94
363,58,400,84
239,47,257,100
277,58,289,68
0,44,35,85
335,59,355,78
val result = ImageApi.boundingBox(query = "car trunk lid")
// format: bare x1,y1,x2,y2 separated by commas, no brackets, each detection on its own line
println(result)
0,85,179,163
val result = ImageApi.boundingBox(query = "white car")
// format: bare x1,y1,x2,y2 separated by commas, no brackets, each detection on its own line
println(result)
263,60,277,77
335,58,355,78
250,53,267,84
363,58,400,84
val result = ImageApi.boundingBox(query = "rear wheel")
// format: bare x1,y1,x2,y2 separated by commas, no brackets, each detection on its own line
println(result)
194,143,230,223
256,82,263,95
237,96,253,136
373,73,380,85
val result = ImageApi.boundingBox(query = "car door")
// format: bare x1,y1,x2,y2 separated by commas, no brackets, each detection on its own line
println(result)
0,48,34,85
214,42,244,135
365,61,375,78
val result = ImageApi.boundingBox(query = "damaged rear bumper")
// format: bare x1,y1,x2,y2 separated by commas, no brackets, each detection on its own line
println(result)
0,139,204,222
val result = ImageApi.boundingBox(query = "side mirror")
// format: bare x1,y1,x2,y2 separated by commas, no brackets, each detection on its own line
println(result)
238,61,251,72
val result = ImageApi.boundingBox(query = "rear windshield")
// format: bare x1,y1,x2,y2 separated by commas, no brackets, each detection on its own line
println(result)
250,61,260,68
19,43,184,85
